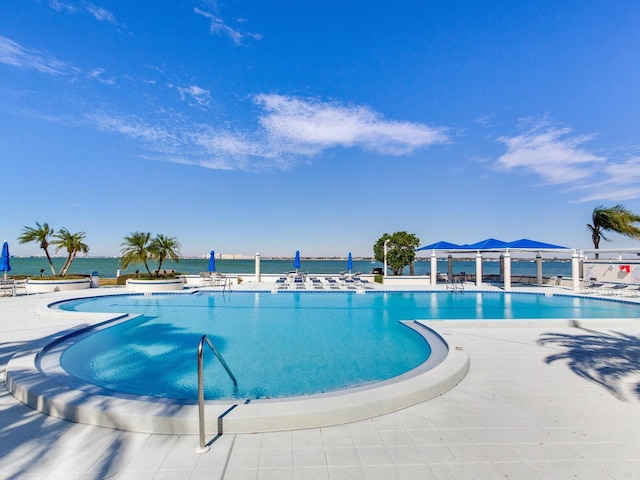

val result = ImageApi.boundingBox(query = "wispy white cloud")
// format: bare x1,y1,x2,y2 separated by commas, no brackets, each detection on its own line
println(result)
87,68,115,85
0,35,80,76
48,0,76,13
49,1,122,27
571,157,640,202
495,119,640,202
495,121,605,185
85,4,117,24
194,8,261,45
79,95,449,172
86,111,178,145
0,35,121,86
175,84,212,108
255,94,449,156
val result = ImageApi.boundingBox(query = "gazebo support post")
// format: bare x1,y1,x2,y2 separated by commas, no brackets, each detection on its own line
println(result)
571,251,580,292
430,251,437,286
503,250,511,291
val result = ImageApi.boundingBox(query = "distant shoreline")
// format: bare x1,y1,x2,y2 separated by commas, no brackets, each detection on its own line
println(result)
10,255,571,262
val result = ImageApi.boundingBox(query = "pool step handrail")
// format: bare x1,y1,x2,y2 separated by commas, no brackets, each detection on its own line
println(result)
445,276,465,293
196,334,237,453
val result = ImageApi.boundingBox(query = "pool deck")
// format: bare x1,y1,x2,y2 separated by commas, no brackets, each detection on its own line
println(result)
1,282,640,479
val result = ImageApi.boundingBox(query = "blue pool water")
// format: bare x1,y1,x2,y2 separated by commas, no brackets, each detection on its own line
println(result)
56,291,640,401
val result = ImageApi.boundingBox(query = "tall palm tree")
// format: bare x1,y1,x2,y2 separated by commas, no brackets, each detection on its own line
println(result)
120,232,153,275
18,222,57,275
587,205,640,258
149,234,181,274
52,228,89,277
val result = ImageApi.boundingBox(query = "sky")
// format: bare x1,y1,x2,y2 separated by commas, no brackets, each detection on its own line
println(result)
2,0,640,258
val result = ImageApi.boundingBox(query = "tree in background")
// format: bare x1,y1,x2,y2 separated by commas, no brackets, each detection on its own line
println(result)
587,205,640,258
373,231,420,276
120,232,153,275
18,222,57,275
149,234,181,274
52,228,89,277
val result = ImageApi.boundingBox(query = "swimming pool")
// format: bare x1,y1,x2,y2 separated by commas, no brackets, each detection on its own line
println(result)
57,292,430,400
55,291,640,402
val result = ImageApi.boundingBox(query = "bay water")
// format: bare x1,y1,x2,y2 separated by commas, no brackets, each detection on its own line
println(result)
8,257,572,278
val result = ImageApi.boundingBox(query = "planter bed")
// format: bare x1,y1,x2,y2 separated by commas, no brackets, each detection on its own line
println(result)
27,278,91,293
125,278,185,292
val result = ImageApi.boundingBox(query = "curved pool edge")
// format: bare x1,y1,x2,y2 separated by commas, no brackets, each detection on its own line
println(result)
5,323,469,434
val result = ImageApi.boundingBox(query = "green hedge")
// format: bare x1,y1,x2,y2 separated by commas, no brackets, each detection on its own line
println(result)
116,272,179,285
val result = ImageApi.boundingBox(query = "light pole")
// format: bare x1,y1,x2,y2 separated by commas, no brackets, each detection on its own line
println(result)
383,239,390,276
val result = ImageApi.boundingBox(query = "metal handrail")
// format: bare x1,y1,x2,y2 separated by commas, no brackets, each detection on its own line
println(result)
445,277,465,293
196,335,237,453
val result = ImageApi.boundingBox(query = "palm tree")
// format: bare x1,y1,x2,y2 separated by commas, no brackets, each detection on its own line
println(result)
149,234,181,275
120,232,153,275
52,228,89,277
587,205,640,258
18,222,57,275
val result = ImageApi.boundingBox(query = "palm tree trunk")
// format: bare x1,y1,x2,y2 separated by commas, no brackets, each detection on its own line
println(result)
60,252,76,277
44,248,57,276
156,256,166,275
59,257,71,277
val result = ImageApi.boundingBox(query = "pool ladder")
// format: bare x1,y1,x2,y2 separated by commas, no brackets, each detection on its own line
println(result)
196,335,237,453
445,277,465,293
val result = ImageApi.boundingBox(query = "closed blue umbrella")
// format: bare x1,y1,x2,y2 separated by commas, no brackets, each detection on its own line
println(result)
1,241,11,280
347,252,353,274
208,250,216,272
293,250,301,272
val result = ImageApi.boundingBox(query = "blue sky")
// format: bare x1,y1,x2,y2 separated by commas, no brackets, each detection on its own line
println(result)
2,0,640,257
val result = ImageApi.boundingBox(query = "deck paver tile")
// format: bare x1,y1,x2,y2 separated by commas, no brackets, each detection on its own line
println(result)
361,465,401,479
387,445,427,465
261,430,293,449
292,466,330,480
320,427,355,448
395,464,438,480
418,444,458,464
292,429,324,448
406,428,445,445
355,446,394,466
377,429,415,447
234,433,264,449
223,467,259,480
257,467,294,480
259,447,293,469
226,446,261,469
324,447,360,467
326,466,366,480
293,447,328,468
429,462,474,479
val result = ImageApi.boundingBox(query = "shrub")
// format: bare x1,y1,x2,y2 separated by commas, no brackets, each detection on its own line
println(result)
374,274,384,284
116,272,178,285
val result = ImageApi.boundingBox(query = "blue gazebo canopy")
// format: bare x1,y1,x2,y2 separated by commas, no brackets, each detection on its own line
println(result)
461,238,509,250
416,241,462,251
507,238,568,249
417,237,569,252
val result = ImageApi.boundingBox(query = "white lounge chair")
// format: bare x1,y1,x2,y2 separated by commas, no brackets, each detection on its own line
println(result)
0,279,16,296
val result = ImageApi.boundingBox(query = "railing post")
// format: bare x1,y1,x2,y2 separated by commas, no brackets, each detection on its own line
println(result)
195,334,237,454
196,336,209,453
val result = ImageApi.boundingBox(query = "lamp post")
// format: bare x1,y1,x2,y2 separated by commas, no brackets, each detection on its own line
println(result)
383,239,390,276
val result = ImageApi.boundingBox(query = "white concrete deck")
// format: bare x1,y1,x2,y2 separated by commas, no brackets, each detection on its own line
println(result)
1,282,640,479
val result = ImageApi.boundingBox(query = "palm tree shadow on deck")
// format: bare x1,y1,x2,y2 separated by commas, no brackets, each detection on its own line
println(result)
537,327,640,401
